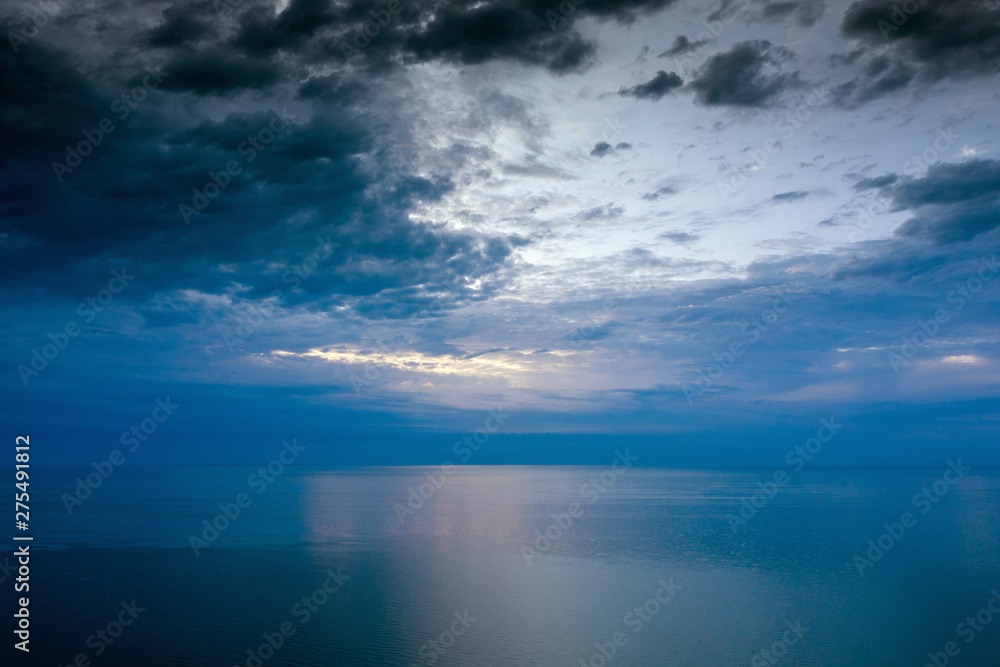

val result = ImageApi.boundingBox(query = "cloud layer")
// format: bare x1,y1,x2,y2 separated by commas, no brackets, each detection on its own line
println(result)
1,0,998,464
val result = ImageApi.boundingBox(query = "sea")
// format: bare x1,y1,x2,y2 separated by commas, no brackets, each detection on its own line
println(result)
9,465,1000,666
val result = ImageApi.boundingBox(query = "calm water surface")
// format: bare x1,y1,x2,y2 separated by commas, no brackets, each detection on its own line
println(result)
15,465,1000,666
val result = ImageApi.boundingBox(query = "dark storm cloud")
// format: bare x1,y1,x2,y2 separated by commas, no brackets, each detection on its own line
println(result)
892,160,1000,209
144,1,216,48
233,0,338,55
618,70,683,100
836,0,1000,104
159,50,284,93
842,0,1000,78
830,56,914,107
888,160,1000,244
0,2,536,321
689,40,800,107
401,3,598,74
209,0,684,75
9,0,718,315
852,160,1000,245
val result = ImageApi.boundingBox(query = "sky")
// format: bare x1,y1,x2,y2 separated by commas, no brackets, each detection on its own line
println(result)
2,0,999,466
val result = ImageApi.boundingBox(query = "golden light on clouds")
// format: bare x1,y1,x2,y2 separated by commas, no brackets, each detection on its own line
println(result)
942,355,980,364
270,346,556,383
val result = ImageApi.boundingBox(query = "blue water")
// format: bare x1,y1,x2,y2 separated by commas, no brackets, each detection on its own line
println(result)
13,465,1000,665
